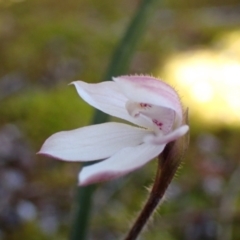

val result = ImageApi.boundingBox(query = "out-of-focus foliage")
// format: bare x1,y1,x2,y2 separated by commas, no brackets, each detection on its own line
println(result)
1,0,240,239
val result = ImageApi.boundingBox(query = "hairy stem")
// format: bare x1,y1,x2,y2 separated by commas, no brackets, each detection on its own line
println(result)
124,142,180,240
125,112,189,240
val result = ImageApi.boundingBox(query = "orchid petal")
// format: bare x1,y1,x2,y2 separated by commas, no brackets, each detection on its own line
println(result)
113,75,183,126
79,143,165,186
72,81,156,129
38,122,150,161
144,125,189,145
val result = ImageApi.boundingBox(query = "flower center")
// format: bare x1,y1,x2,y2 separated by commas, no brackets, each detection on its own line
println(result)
152,119,163,129
125,100,175,134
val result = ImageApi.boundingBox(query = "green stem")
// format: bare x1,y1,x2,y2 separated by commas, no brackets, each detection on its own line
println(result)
70,0,159,239
103,0,159,79
70,184,96,240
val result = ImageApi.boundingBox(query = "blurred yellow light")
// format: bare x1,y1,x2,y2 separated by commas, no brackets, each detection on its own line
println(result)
191,81,213,103
161,31,240,125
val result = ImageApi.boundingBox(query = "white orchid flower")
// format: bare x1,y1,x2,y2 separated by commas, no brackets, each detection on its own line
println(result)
39,75,189,186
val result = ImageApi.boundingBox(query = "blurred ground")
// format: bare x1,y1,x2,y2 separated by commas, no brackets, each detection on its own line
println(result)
0,0,240,240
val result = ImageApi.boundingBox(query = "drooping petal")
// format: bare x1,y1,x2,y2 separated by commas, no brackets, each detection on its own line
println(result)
72,81,156,129
38,122,150,161
113,75,183,126
144,125,189,145
79,143,165,185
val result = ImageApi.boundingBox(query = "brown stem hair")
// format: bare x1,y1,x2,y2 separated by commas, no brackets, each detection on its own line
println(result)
124,111,189,240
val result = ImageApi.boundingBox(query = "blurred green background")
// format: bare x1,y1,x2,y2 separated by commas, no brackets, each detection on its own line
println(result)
1,0,240,239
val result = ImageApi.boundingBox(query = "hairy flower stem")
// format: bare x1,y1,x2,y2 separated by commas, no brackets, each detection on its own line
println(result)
125,121,189,240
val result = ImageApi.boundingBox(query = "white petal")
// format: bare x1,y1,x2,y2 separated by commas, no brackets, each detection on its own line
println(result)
113,76,183,126
38,122,150,161
72,81,128,119
79,143,165,185
144,125,189,145
72,81,157,129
